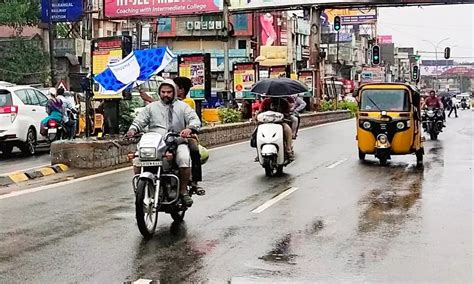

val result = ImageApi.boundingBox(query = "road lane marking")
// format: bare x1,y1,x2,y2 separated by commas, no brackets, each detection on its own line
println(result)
0,167,132,200
251,187,298,214
133,279,153,284
327,158,348,169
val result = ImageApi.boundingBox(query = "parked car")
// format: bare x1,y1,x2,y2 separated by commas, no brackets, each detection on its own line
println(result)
0,82,49,156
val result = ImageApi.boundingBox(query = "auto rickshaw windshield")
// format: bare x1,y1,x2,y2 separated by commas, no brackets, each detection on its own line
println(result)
360,89,410,112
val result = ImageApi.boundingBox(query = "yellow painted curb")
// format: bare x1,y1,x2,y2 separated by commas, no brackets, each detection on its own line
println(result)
39,167,56,176
8,172,29,183
57,164,69,172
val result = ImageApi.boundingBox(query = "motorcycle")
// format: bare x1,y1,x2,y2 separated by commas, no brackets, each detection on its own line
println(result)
460,100,468,110
422,108,444,140
45,119,64,142
130,132,204,238
254,111,293,177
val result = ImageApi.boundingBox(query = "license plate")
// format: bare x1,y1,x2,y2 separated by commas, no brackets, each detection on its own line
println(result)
48,128,57,134
133,160,162,167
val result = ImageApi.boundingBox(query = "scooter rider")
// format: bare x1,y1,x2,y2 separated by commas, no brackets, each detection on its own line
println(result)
259,96,294,161
289,95,306,139
127,79,201,207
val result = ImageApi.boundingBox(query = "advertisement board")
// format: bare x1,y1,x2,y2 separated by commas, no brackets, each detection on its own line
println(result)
230,0,469,11
178,54,211,100
91,36,132,99
104,0,222,18
233,63,258,99
377,35,393,44
269,65,290,78
298,71,313,97
361,67,385,83
41,0,83,23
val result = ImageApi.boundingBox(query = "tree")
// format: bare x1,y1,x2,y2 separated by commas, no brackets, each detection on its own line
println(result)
0,0,41,35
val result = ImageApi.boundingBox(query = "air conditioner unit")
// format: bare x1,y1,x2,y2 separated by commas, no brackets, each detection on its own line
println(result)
201,21,208,30
215,21,222,30
186,21,193,30
208,21,215,30
194,21,201,30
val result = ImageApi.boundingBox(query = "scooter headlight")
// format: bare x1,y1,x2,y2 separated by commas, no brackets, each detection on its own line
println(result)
396,121,405,130
362,121,371,130
139,147,157,159
377,134,388,144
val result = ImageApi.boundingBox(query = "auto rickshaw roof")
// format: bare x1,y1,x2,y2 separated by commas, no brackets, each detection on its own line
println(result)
358,82,418,92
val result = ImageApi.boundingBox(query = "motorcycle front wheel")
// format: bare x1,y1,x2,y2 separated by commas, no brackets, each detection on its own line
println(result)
136,179,159,238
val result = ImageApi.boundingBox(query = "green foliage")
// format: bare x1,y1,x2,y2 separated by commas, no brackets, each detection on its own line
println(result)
0,0,41,33
119,98,143,133
320,100,334,112
338,101,358,117
0,38,49,84
218,107,242,124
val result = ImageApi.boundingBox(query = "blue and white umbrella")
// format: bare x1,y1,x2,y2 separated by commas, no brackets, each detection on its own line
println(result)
94,47,175,95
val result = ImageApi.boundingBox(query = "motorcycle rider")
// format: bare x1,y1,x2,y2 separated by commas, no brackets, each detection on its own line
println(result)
56,87,77,139
259,96,294,161
127,79,201,207
423,90,446,127
289,95,306,139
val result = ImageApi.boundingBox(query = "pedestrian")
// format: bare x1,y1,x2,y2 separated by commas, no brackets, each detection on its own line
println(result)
447,95,458,118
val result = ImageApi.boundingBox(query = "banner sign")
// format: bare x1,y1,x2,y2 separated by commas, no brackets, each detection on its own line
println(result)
104,0,222,18
178,54,211,100
233,62,258,99
378,35,393,44
41,0,83,23
298,70,313,97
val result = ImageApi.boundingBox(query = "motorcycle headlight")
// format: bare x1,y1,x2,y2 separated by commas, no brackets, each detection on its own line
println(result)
362,121,371,130
139,147,157,159
396,121,405,130
427,111,435,117
377,134,388,144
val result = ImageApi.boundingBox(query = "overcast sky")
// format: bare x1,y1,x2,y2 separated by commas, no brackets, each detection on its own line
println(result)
377,4,474,62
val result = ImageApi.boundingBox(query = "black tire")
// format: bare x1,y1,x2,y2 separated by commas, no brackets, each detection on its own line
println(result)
135,179,158,238
416,149,424,167
264,165,273,177
430,132,438,140
358,149,366,160
171,209,186,223
379,157,388,166
263,157,273,177
0,144,14,157
276,165,284,176
20,128,36,156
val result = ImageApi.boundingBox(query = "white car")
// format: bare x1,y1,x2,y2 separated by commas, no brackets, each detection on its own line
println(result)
455,94,471,109
0,82,49,156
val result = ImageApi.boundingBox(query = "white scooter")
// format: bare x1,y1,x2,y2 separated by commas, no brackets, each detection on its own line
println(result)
255,111,293,177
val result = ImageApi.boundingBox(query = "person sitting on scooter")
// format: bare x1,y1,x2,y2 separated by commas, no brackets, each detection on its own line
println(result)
40,88,64,136
259,96,294,161
288,95,306,139
127,79,201,207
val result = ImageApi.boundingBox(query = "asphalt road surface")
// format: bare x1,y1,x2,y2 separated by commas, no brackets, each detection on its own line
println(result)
1,111,472,283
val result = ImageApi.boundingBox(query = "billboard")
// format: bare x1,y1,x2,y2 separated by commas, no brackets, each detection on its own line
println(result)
229,0,471,11
378,35,393,44
41,0,83,23
104,0,223,18
321,8,377,26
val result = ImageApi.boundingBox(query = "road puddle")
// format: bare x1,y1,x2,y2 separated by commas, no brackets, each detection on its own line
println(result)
259,233,297,264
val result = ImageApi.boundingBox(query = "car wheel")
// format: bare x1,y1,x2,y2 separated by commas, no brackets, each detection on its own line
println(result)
20,128,36,156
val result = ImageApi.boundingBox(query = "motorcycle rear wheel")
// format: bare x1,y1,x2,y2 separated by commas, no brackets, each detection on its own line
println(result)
136,179,159,238
171,209,186,223
430,132,438,140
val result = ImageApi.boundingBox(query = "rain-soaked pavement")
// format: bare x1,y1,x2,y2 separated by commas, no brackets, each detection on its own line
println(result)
0,111,472,283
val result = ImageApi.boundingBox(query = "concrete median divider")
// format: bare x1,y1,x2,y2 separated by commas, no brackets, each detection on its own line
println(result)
51,110,352,169
0,164,69,187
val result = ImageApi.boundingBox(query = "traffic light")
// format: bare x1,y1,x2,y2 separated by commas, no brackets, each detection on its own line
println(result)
444,47,451,59
334,16,341,32
415,55,421,62
412,65,420,82
372,45,380,65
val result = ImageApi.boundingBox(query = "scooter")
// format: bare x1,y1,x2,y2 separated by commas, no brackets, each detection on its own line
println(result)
254,111,293,177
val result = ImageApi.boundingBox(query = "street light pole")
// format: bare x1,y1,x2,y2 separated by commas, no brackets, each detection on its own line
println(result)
48,0,56,86
422,38,449,90
223,0,230,100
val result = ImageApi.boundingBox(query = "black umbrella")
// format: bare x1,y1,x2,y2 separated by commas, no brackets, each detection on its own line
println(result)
250,78,308,97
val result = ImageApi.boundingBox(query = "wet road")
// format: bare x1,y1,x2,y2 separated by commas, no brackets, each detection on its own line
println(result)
1,112,472,283
0,148,51,175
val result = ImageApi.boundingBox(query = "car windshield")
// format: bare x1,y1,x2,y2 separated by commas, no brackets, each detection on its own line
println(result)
0,90,12,107
360,89,409,111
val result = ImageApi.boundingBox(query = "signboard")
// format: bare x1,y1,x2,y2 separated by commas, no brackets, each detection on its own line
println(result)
41,0,83,23
378,35,393,44
230,0,471,11
91,36,132,99
233,63,258,99
178,54,211,100
104,0,222,18
361,67,385,83
298,70,313,97
269,65,290,78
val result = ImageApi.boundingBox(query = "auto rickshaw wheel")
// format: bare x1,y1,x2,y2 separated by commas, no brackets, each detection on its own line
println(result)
416,149,424,166
358,149,366,161
379,157,388,166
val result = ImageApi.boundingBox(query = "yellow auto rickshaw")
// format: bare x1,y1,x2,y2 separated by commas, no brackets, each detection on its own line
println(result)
355,83,424,166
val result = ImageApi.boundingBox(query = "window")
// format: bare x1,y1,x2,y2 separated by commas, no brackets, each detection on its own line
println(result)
25,89,40,105
361,89,409,112
0,90,12,107
34,90,48,106
15,89,31,105
238,40,247,50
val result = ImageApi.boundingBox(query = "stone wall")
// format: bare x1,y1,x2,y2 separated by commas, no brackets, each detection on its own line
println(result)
51,110,351,168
